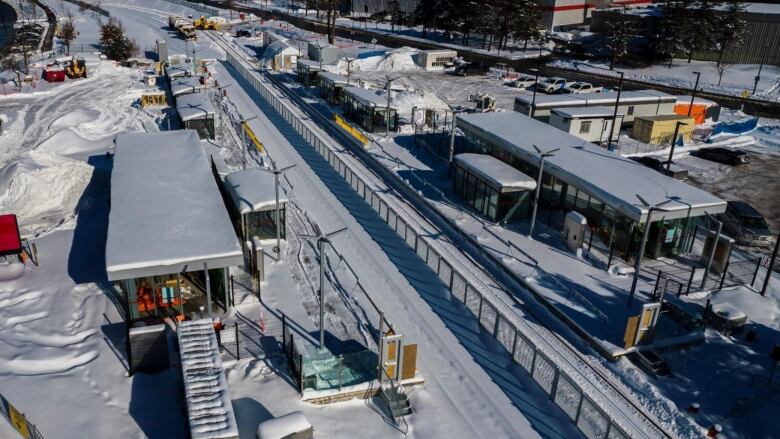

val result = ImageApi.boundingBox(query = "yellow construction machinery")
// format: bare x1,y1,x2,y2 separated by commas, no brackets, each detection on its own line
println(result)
193,16,220,31
65,56,86,79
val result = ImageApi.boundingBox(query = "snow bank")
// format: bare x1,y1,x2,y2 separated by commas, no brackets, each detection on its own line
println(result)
0,150,93,236
333,47,421,73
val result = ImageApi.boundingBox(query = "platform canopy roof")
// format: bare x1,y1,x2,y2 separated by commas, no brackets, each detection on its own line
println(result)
319,71,349,86
224,167,289,214
455,153,536,193
170,76,204,97
344,86,395,109
457,112,726,223
176,92,215,121
106,130,243,281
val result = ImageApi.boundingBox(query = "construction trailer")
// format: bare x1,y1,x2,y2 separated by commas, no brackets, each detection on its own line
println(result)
176,92,216,140
343,86,399,133
515,89,677,124
262,40,301,71
673,96,721,124
631,114,696,145
549,106,624,144
319,71,350,105
296,59,321,87
307,41,340,65
417,49,457,70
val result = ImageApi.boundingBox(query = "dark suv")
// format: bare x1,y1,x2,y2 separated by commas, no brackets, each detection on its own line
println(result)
630,156,689,180
692,147,750,165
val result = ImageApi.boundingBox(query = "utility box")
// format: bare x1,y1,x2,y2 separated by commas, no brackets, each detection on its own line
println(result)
563,211,587,252
709,303,747,336
632,114,695,145
307,42,340,65
156,39,168,64
699,231,734,273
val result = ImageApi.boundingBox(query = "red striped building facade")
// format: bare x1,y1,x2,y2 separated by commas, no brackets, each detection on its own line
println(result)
539,0,653,29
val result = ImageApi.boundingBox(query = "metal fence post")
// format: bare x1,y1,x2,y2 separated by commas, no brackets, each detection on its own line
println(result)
719,259,730,290
235,322,240,360
751,256,762,287
687,267,696,295
573,393,585,423
549,369,560,401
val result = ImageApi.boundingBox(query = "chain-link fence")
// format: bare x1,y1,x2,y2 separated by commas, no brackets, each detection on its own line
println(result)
220,38,670,438
161,0,220,16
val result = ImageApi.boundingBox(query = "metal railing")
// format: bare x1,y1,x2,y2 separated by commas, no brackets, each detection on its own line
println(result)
216,34,670,438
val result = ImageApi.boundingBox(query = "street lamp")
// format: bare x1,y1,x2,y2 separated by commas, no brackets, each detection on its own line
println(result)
258,164,296,258
241,116,259,169
753,44,769,95
628,195,672,307
301,225,348,349
383,76,400,138
688,71,701,117
528,145,559,238
530,68,540,118
606,70,624,151
666,121,688,171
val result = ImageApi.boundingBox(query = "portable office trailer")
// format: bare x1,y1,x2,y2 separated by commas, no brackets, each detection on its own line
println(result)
296,59,321,87
455,111,726,260
453,153,536,223
515,90,677,124
632,114,695,144
319,71,349,105
176,92,216,140
262,40,300,71
417,49,457,70
674,96,720,124
549,106,624,144
343,86,399,133
307,42,340,65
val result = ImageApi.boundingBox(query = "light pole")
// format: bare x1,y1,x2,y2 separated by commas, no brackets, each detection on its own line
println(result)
258,164,296,258
628,195,672,307
530,68,540,118
688,71,701,117
301,226,348,350
753,44,768,95
606,71,624,151
241,116,258,169
345,57,356,86
700,213,723,289
528,145,559,238
384,76,400,138
666,121,687,171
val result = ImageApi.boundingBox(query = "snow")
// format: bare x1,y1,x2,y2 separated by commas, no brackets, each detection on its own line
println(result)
454,153,537,191
107,130,243,280
224,167,288,214
255,411,311,439
176,91,216,121
333,47,421,73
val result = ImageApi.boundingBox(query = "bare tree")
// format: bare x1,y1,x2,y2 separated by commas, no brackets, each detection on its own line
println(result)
60,12,77,54
1,54,25,88
716,62,732,86
604,8,638,70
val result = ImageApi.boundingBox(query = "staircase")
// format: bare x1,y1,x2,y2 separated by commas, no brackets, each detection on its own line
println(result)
380,382,413,419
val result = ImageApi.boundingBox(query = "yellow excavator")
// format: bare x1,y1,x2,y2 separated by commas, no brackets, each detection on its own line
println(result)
193,16,220,31
65,56,86,79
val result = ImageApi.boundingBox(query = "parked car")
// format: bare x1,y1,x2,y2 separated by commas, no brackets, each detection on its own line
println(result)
535,77,575,94
235,28,252,38
630,156,689,180
562,82,603,94
721,201,772,246
451,61,491,77
691,147,750,165
509,75,538,89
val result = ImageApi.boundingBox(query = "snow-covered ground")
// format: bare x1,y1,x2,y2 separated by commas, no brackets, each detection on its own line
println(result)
550,58,780,103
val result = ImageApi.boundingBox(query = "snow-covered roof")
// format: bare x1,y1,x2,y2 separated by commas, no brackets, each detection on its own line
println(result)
224,167,289,214
674,96,719,107
256,412,312,439
517,90,677,109
743,3,780,14
106,131,243,281
263,40,300,58
297,59,320,70
178,319,239,439
457,112,726,222
171,76,204,96
176,92,215,122
344,87,394,108
319,71,348,86
166,63,195,79
455,153,536,192
551,106,623,118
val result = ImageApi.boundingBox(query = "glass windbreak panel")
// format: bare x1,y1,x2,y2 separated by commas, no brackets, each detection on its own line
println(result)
487,188,499,220
187,118,214,140
575,188,590,210
465,173,477,205
454,166,464,194
247,208,285,240
474,179,486,212
126,274,183,323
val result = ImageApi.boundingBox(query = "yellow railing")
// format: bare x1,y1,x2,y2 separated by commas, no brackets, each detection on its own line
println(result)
243,122,264,153
334,114,368,147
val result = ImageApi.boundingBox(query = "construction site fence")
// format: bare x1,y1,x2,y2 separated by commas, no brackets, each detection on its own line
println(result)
223,45,666,439
161,0,220,16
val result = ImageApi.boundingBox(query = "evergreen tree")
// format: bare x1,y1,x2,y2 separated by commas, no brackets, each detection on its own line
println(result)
387,0,400,32
684,0,723,62
716,0,749,65
514,0,542,51
60,13,76,55
656,0,688,67
100,18,136,61
604,8,638,70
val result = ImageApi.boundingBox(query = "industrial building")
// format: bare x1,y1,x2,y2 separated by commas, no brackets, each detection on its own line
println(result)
548,106,623,144
453,112,726,260
514,90,677,124
343,87,399,133
539,0,652,30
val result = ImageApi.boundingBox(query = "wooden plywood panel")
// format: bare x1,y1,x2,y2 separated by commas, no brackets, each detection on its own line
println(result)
401,344,417,381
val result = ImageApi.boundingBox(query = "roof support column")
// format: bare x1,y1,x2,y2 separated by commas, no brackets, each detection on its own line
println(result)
204,262,213,317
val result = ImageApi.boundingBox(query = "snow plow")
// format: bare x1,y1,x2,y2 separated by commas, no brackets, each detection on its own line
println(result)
468,93,497,112
65,56,87,79
193,16,220,31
